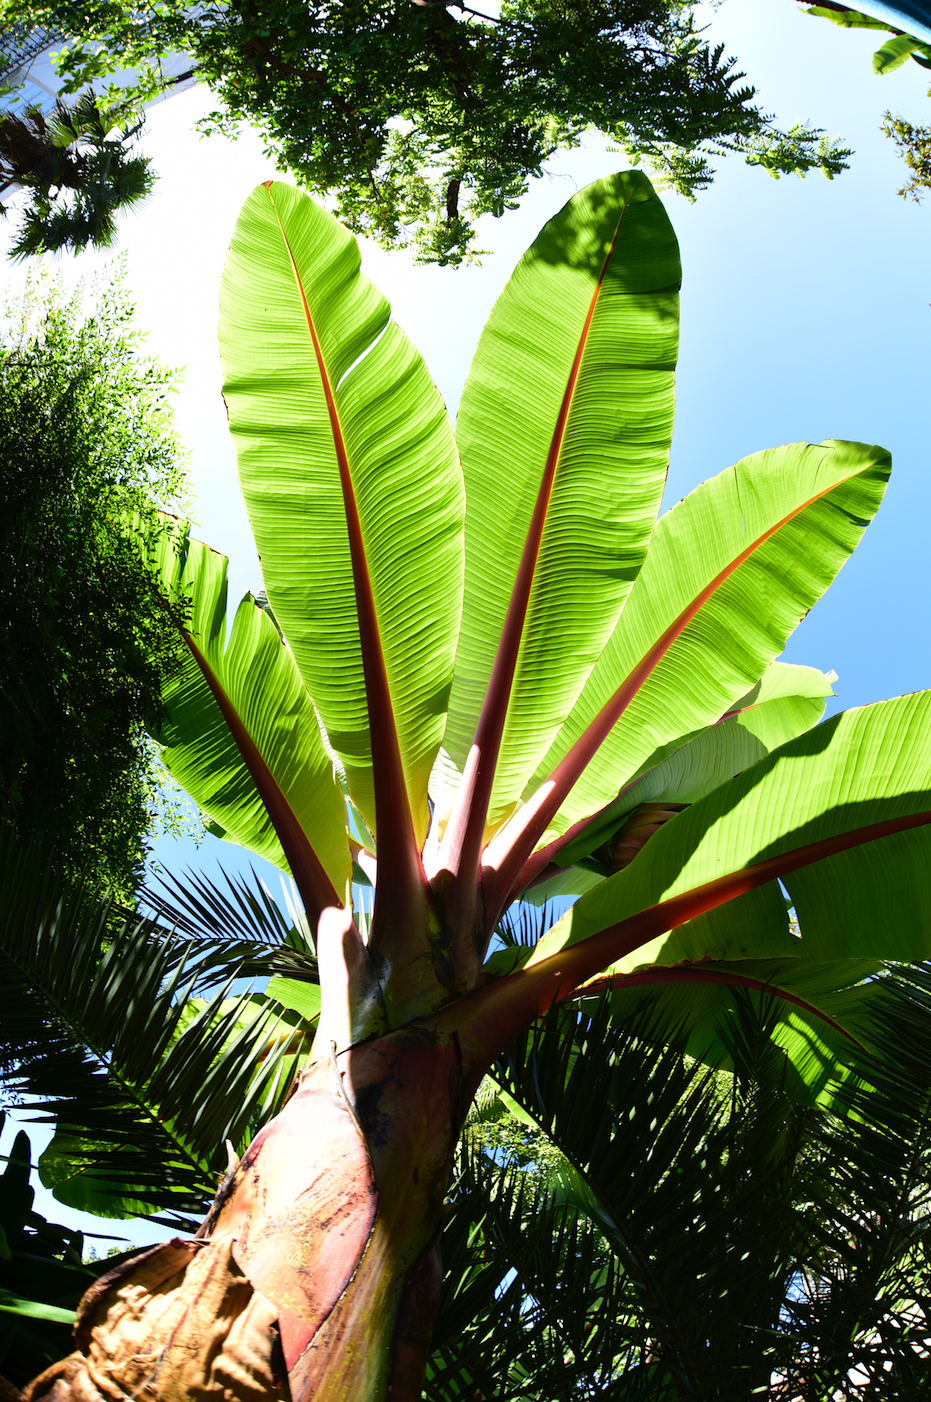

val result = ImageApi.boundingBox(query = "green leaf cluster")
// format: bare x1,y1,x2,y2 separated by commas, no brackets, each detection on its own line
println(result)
153,171,928,1068
5,166,931,1398
3,0,850,263
882,108,931,196
0,1118,94,1391
0,268,192,900
804,3,931,199
0,95,155,259
430,972,931,1398
0,824,319,1228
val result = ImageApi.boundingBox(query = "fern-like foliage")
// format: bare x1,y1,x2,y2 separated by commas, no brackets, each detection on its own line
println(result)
137,862,320,987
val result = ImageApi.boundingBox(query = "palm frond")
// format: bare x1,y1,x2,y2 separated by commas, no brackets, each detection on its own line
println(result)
431,969,931,1398
429,1139,634,1401
774,964,931,1399
492,900,562,950
0,826,306,1229
137,863,318,988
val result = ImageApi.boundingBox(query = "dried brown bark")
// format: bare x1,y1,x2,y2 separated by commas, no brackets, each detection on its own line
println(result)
24,1237,286,1402
25,1031,462,1402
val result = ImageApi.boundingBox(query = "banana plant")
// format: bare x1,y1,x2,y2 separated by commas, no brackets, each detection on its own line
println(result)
24,171,931,1402
0,1118,94,1393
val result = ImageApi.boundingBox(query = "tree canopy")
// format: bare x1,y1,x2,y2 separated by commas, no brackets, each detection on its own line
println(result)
0,270,191,899
1,0,852,264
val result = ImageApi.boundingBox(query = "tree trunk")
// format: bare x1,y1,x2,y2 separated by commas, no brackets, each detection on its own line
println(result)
25,1029,464,1402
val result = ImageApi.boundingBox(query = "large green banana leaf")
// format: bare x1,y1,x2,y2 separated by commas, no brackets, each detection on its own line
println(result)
487,889,882,1102
555,661,838,870
219,182,464,846
440,171,679,836
147,515,350,899
528,688,931,974
601,951,884,1106
518,438,889,843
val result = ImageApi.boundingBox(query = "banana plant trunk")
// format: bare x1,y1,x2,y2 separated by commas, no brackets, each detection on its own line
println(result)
220,1025,463,1401
25,1010,469,1402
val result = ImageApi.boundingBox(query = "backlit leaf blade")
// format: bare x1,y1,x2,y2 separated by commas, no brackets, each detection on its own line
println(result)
605,954,883,1105
528,690,931,973
626,665,837,802
0,1290,75,1324
873,33,925,71
554,663,837,868
523,440,889,840
522,864,607,907
148,517,350,897
219,182,464,845
267,977,322,1026
442,171,679,834
727,659,838,725
805,6,892,31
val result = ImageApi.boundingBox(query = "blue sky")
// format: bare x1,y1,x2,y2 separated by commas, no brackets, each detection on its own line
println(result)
1,0,929,1241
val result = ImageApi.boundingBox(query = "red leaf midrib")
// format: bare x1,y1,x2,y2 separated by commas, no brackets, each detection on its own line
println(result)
182,628,340,922
436,198,634,899
263,185,427,945
443,805,931,1082
483,458,881,917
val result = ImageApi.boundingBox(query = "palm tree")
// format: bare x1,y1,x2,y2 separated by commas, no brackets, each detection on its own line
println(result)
433,957,931,1399
0,94,154,258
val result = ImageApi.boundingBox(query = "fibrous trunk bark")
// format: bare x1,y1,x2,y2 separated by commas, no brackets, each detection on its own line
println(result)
25,1028,464,1402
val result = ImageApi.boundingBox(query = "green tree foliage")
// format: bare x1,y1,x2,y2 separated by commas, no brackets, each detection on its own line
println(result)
0,821,323,1388
882,107,931,193
0,825,310,1229
0,96,155,258
2,0,852,264
0,271,191,900
801,2,931,198
13,172,931,1402
10,173,931,1400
